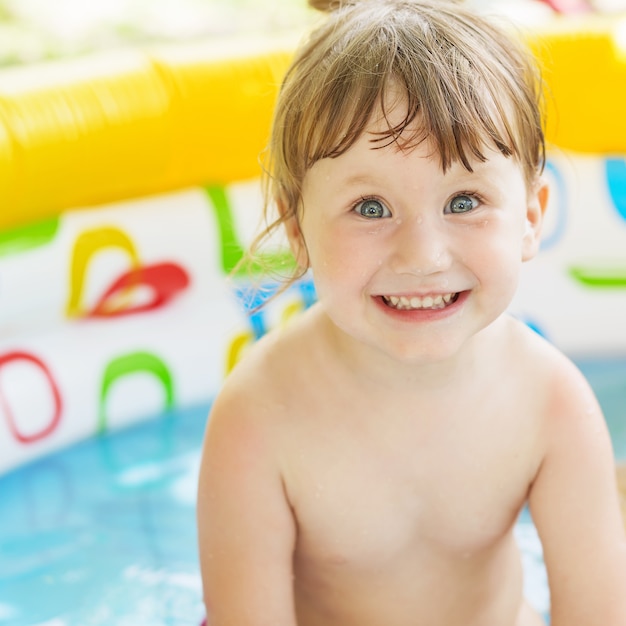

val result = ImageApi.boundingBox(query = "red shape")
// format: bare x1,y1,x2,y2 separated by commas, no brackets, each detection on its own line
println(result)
0,351,63,444
537,0,590,13
89,261,190,318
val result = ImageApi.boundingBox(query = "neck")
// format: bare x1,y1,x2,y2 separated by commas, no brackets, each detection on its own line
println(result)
317,305,506,395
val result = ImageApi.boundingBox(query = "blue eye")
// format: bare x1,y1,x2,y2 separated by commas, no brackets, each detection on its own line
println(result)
355,199,390,218
446,194,478,214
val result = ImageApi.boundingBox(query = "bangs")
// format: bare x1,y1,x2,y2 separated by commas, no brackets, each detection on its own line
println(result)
273,1,544,203
296,27,522,176
303,71,519,174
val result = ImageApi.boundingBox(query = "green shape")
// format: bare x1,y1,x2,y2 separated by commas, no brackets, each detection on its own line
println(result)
205,185,295,277
0,218,60,257
205,185,246,274
569,266,626,288
98,351,175,434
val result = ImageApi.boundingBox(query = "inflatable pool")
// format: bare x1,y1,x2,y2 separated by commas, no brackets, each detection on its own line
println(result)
0,13,625,625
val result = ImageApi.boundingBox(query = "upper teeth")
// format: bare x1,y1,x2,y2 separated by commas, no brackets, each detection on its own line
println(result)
383,293,456,310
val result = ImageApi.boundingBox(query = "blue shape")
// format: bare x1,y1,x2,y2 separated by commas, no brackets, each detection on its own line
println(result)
519,316,548,340
525,320,546,339
233,277,318,340
605,158,626,222
232,280,280,339
540,160,567,251
298,277,317,309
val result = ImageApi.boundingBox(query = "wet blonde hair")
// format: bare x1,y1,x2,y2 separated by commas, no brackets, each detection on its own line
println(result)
252,0,545,291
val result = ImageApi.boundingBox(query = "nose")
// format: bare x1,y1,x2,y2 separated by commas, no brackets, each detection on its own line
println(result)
389,215,452,276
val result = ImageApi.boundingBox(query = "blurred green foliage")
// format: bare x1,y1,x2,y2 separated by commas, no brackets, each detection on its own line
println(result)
0,0,312,67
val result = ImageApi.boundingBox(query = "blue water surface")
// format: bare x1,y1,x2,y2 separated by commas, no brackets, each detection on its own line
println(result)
0,358,624,625
0,404,209,626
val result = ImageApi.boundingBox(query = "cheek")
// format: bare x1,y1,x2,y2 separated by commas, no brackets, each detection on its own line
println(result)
465,224,525,280
486,242,524,291
307,231,379,299
306,225,358,267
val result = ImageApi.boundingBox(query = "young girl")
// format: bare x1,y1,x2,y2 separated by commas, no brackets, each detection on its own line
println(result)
197,1,626,624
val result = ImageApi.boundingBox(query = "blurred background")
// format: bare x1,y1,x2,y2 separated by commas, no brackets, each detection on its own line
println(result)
0,0,625,68
0,1,625,625
0,0,314,67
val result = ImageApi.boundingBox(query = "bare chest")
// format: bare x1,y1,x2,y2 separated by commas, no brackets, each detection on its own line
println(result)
283,395,539,570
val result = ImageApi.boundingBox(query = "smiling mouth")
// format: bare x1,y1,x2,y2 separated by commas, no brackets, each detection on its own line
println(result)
381,293,460,311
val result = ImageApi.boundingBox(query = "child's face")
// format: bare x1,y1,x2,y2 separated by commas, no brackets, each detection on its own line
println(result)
289,106,547,365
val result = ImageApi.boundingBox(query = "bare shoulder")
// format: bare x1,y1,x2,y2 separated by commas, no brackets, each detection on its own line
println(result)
504,316,598,413
204,304,327,456
218,305,324,403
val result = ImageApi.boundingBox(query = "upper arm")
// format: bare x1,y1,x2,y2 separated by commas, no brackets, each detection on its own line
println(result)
196,389,298,626
528,361,626,626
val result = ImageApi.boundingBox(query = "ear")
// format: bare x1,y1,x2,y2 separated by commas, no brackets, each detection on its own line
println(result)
521,177,549,262
277,197,309,270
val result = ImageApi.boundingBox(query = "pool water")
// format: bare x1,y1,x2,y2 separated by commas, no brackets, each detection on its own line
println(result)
0,358,624,626
0,405,208,626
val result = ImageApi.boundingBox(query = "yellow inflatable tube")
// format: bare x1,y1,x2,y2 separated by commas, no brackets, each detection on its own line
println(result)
0,16,624,231
0,40,293,231
526,14,626,154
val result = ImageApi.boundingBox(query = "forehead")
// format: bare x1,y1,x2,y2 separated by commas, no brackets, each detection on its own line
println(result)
304,118,525,195
335,91,515,174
